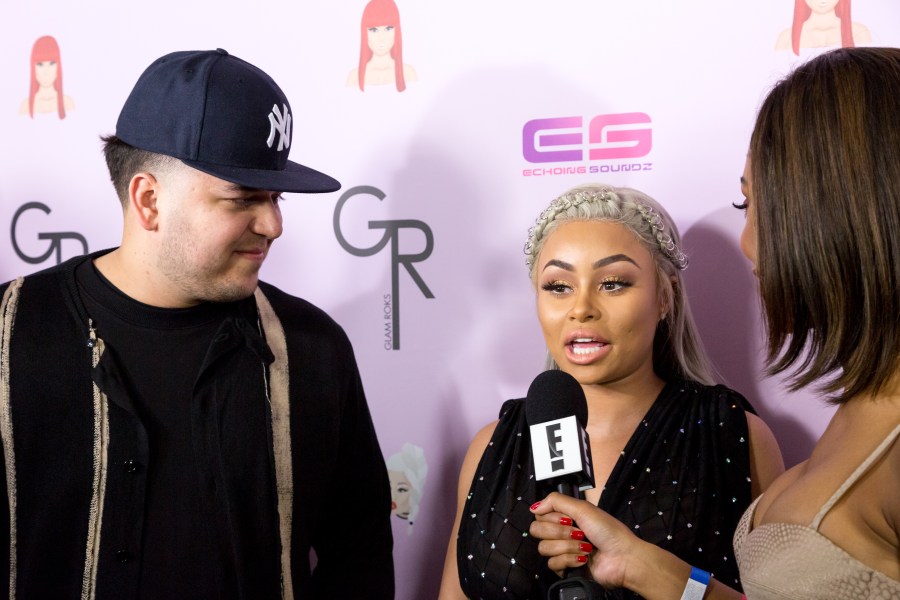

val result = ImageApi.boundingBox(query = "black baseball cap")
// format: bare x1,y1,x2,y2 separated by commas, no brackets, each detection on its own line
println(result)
115,48,340,194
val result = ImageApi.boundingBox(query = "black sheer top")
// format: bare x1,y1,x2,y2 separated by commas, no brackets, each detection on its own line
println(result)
456,379,755,599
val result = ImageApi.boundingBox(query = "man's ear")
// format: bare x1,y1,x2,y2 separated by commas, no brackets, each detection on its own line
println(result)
128,172,160,231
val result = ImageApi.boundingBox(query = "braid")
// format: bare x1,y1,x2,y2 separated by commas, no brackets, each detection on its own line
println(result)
524,186,688,273
634,203,688,270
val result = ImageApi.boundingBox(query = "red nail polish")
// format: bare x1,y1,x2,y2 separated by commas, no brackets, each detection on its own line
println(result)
579,542,592,552
530,501,541,511
570,529,585,541
576,555,588,563
559,517,573,526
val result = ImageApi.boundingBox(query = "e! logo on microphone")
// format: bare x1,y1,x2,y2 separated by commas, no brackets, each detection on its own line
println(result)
530,417,585,481
545,423,566,471
11,202,89,265
333,185,434,351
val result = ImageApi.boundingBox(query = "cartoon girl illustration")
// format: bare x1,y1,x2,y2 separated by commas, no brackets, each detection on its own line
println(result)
775,0,871,54
19,35,75,119
346,0,417,92
385,443,427,534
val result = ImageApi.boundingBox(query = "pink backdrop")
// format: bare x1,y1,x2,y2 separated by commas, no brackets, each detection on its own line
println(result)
2,2,898,597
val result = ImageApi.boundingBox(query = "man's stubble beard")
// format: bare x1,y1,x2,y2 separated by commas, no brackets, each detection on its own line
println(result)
157,219,261,304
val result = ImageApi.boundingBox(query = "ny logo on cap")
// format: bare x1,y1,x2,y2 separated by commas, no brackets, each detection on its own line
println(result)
267,104,292,151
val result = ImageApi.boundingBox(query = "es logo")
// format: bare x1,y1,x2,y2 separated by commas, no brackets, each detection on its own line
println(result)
11,202,88,265
522,113,652,163
333,185,434,350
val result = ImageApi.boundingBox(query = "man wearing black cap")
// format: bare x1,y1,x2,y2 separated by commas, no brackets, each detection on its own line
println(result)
0,49,394,598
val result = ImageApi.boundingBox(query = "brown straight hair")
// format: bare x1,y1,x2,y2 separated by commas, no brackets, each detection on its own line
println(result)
749,47,900,403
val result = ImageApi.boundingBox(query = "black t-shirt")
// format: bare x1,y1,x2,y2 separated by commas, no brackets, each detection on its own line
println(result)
75,261,269,598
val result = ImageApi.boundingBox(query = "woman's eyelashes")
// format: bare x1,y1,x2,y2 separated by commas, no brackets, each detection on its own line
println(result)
599,277,630,292
540,277,632,295
541,280,572,295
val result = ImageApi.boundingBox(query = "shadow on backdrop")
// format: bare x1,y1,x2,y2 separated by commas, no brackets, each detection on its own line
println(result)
683,216,815,468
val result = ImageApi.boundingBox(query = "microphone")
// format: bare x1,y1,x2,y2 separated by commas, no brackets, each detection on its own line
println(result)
525,370,595,499
526,370,603,600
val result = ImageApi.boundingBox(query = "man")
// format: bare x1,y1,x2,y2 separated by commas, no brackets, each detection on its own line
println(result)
0,48,394,598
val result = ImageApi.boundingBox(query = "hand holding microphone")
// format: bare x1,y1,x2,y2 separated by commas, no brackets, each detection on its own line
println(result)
525,373,708,600
529,492,638,592
525,370,605,599
530,494,723,600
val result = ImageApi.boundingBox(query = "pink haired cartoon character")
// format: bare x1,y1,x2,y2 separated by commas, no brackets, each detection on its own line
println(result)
346,0,417,91
775,0,871,54
19,35,75,119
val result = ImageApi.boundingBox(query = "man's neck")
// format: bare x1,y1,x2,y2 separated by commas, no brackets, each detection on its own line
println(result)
93,248,194,309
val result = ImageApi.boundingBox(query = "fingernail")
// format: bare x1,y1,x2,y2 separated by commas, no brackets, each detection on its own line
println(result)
576,555,588,563
559,517,573,526
579,542,593,552
530,501,541,511
570,529,585,541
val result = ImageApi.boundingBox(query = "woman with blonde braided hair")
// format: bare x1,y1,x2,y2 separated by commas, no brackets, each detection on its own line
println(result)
440,184,784,599
524,185,709,387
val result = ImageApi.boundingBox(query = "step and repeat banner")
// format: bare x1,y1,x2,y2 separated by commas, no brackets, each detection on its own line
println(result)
2,1,898,597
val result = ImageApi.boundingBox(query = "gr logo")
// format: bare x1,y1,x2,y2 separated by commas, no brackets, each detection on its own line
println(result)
522,112,652,163
334,185,434,350
11,202,89,265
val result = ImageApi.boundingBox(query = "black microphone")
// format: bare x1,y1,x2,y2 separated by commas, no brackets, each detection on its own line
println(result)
525,370,595,500
526,370,604,600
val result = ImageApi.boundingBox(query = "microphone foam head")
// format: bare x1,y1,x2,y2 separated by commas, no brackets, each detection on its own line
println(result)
525,370,588,428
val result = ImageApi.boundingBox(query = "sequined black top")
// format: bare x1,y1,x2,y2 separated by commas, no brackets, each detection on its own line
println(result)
456,379,755,599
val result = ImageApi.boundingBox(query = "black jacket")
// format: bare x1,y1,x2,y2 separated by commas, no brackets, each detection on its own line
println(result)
0,252,394,599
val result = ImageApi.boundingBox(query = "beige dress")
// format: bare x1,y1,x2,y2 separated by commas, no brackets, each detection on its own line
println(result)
733,424,900,599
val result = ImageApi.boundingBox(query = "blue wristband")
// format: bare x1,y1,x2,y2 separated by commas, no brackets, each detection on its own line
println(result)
680,566,710,600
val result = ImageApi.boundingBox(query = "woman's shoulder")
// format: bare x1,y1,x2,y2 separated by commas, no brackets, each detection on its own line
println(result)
470,398,527,452
498,397,525,419
670,380,784,495
665,378,754,413
461,399,527,467
659,379,764,457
